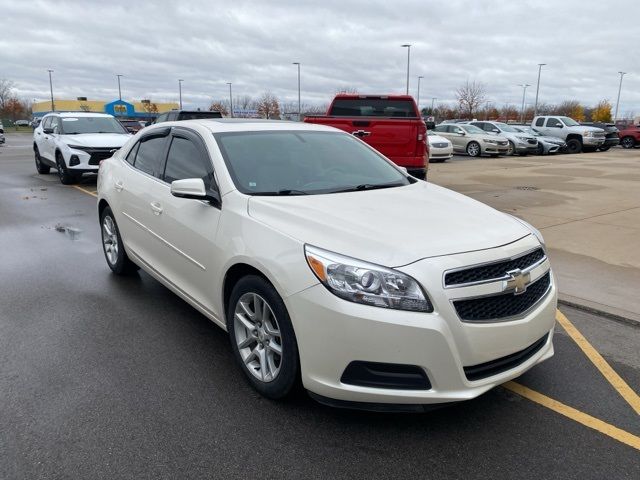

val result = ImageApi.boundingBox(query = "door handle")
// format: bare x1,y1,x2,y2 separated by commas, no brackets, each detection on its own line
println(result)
150,202,163,215
114,181,124,192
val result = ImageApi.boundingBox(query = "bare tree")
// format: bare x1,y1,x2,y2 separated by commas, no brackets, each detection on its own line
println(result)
209,101,229,116
455,80,486,119
140,100,159,114
0,78,16,112
335,86,359,95
256,92,280,119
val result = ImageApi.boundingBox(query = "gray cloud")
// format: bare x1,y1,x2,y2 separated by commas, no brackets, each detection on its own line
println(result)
1,0,638,116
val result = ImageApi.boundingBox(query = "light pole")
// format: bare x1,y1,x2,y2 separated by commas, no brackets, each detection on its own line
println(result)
533,63,545,116
226,82,233,117
518,84,531,123
614,71,627,120
116,74,123,101
401,44,411,94
293,62,301,121
178,79,183,109
416,75,424,113
47,69,55,112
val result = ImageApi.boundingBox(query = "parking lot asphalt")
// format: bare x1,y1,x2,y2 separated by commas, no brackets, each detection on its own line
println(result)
1,134,639,479
430,149,640,323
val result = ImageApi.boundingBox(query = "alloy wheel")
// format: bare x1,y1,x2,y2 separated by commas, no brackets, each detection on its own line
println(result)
467,142,480,157
102,215,119,265
234,293,283,382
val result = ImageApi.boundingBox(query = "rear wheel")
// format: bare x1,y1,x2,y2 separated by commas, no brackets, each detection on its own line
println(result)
100,206,139,275
598,145,611,151
227,275,299,400
56,152,78,185
566,138,583,154
621,136,635,149
34,146,50,174
466,141,481,157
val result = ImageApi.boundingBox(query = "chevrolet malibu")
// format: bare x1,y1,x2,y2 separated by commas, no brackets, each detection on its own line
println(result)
97,119,557,410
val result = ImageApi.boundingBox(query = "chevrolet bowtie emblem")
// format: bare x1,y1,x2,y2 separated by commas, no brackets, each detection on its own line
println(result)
504,268,531,295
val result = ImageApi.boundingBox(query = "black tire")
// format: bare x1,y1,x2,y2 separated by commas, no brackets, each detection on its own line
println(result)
56,152,78,185
507,141,516,156
536,143,545,156
34,146,50,174
598,145,611,152
566,138,582,154
490,154,499,158
621,136,635,149
466,141,481,157
100,206,139,275
411,170,427,180
227,275,299,400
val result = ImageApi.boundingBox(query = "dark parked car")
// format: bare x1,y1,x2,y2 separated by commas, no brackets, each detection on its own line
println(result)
581,122,620,151
154,110,223,124
618,124,640,148
119,119,145,134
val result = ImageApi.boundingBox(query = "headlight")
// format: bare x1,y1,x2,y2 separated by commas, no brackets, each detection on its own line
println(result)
483,139,497,144
515,135,529,142
583,131,594,137
66,144,90,151
304,245,433,312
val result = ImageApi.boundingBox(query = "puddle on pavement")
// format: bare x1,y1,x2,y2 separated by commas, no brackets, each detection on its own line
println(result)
54,224,83,241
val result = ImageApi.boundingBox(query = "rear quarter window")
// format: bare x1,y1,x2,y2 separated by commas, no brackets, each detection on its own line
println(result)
330,99,417,117
535,118,545,127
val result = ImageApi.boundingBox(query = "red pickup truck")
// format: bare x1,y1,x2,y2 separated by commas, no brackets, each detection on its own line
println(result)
303,94,429,179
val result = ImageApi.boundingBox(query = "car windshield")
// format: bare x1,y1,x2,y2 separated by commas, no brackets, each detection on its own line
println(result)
560,116,580,127
460,125,485,134
61,116,128,134
214,131,410,195
496,123,520,133
514,126,539,136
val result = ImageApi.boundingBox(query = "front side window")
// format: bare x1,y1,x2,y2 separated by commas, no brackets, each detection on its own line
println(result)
460,125,485,134
60,116,127,134
163,136,214,190
42,117,53,129
559,116,579,127
215,131,409,195
51,117,62,134
133,136,167,178
547,118,562,128
125,142,139,165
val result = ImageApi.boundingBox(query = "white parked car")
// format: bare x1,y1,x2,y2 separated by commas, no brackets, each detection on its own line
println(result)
97,119,557,410
33,112,131,184
427,131,453,162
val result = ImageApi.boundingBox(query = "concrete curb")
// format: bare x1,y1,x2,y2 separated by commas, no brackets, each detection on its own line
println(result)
558,295,640,328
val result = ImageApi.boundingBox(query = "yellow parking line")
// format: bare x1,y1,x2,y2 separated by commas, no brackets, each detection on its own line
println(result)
556,310,640,415
71,185,97,198
504,381,640,451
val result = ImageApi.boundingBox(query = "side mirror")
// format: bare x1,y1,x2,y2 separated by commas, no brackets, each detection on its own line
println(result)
43,127,54,134
458,131,466,136
398,166,408,174
171,178,220,206
492,129,500,133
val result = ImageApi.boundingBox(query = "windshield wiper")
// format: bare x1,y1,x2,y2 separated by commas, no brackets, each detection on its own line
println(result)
252,189,309,196
329,182,405,194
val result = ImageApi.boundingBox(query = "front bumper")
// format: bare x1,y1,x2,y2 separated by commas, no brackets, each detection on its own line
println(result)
583,137,605,146
429,146,453,160
287,235,557,405
483,144,509,154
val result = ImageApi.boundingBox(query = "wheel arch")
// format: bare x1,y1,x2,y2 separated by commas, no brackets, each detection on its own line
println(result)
223,263,273,322
566,133,583,143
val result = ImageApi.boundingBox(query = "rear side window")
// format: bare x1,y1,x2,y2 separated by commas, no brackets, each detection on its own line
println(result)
133,136,167,178
547,118,562,128
535,118,545,127
163,136,214,190
330,99,417,117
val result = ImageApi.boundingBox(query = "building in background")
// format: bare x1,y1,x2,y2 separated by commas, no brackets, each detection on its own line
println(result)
31,98,179,122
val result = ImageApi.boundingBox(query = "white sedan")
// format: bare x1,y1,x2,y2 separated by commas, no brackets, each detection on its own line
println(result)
97,119,557,410
427,131,453,162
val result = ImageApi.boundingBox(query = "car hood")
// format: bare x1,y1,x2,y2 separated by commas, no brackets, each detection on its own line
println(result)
60,133,131,147
568,126,604,133
247,181,530,267
428,134,451,145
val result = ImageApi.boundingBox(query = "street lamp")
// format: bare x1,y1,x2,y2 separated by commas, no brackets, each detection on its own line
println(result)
416,75,424,113
518,84,531,123
401,44,411,94
116,74,123,101
614,71,627,120
226,82,233,117
178,79,184,109
47,69,55,112
533,63,545,116
293,62,301,121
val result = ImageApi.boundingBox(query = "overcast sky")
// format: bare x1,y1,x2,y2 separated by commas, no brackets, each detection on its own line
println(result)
1,0,639,116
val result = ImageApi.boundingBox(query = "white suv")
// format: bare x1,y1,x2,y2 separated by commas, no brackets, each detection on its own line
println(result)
33,112,131,184
97,119,556,410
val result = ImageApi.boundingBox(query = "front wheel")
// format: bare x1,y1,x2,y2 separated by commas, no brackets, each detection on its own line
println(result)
621,136,635,149
56,152,78,185
100,206,139,275
507,141,516,156
598,145,611,151
466,141,481,157
536,143,545,156
566,138,583,154
34,147,50,174
228,275,299,399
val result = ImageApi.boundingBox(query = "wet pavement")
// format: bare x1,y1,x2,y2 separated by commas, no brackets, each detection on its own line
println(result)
1,134,639,479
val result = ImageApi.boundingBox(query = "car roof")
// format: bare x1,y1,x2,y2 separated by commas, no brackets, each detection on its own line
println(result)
148,118,338,134
46,112,114,118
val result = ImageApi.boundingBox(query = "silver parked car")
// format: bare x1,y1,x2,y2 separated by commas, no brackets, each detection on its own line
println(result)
513,126,566,155
433,123,509,157
468,121,538,156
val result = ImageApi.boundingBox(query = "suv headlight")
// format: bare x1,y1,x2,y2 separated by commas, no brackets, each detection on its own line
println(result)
66,144,90,151
583,131,594,137
304,245,433,312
